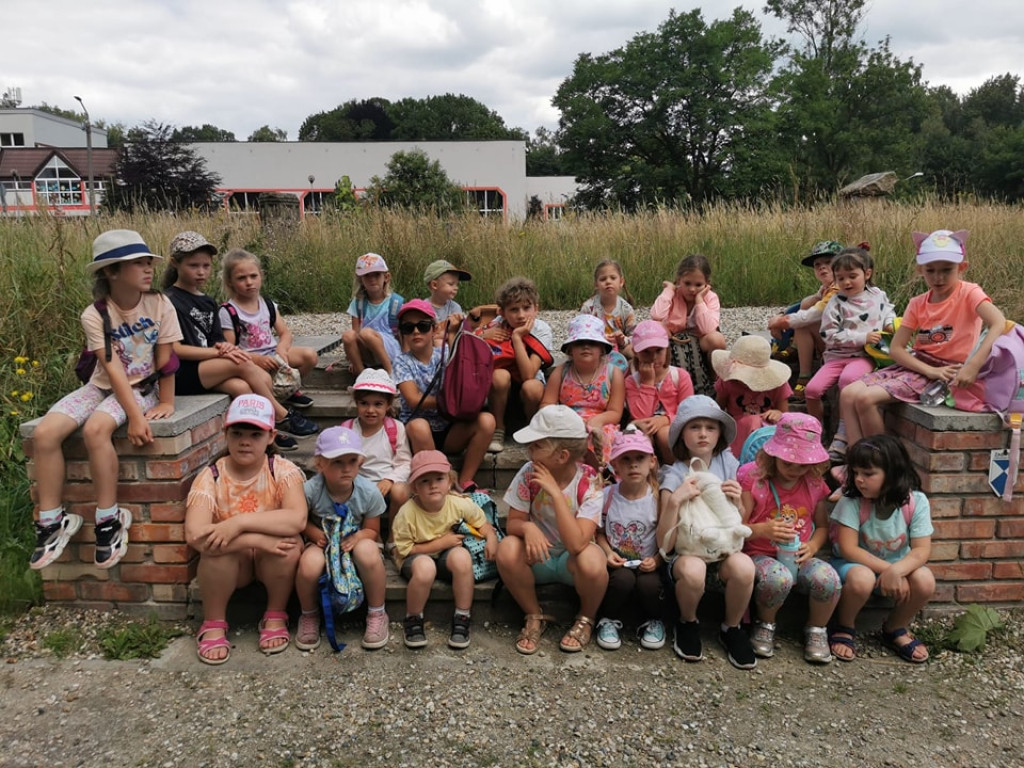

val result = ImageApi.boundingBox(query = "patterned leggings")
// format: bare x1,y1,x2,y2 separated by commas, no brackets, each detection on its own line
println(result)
751,554,841,609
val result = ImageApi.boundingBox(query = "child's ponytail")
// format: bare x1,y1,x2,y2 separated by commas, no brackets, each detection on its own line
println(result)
161,257,180,290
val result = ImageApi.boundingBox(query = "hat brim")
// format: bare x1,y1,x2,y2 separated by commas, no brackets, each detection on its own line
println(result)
426,268,471,282
763,440,829,464
350,384,397,397
668,402,737,449
560,337,614,355
224,418,274,431
632,336,668,352
409,462,452,484
318,448,366,459
87,251,163,274
801,253,835,267
173,244,218,258
513,424,587,443
916,252,964,265
712,353,791,392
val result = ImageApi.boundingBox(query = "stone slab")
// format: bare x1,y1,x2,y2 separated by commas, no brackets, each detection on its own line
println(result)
20,394,229,439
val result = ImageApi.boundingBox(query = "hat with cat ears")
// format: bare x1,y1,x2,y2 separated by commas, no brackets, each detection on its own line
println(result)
914,229,968,265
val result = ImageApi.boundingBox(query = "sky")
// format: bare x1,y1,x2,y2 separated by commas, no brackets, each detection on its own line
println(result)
5,1,1023,140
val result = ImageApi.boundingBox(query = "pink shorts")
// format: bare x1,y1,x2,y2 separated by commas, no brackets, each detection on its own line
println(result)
48,382,162,427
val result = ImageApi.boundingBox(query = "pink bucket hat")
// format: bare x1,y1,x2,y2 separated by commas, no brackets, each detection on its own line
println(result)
631,320,669,352
609,430,655,461
913,229,968,265
409,449,452,484
398,298,437,320
351,368,397,396
224,395,275,431
355,252,389,276
711,336,791,392
561,314,612,354
762,413,829,465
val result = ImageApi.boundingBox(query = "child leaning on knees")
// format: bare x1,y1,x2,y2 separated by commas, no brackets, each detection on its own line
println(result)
580,259,637,360
594,431,666,652
828,435,935,664
423,259,470,329
342,252,405,375
838,229,1006,453
294,427,390,652
497,405,609,655
712,335,792,460
650,253,727,354
767,240,843,399
185,395,307,665
218,248,318,409
344,368,412,545
657,395,757,670
738,413,841,664
392,451,498,650
30,230,181,572
624,320,694,463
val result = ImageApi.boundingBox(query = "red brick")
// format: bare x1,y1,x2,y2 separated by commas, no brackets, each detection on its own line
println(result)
115,478,192,503
78,581,151,603
889,416,917,440
933,582,955,603
964,497,1023,517
957,582,1024,603
933,519,996,540
190,416,224,444
146,443,216,480
151,584,188,602
927,497,964,519
150,502,186,522
993,561,1024,580
77,543,147,564
120,563,190,584
905,441,966,472
917,470,991,495
917,429,1007,451
42,581,77,601
998,519,1024,538
64,459,141,482
123,523,185,543
931,562,993,581
960,540,1024,559
152,544,189,564
969,451,995,471
929,541,961,561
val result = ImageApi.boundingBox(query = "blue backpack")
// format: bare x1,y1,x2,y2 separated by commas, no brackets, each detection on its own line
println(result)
739,426,776,465
319,505,365,651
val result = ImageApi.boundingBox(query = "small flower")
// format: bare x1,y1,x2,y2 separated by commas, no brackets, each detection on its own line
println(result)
16,368,26,376
13,356,28,365
31,360,40,367
11,390,18,397
10,410,19,416
20,392,32,402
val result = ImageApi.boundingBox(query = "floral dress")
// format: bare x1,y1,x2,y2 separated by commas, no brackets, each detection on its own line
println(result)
559,360,620,465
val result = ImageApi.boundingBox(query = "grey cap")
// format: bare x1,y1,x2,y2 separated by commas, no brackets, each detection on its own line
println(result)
169,231,218,258
668,395,737,450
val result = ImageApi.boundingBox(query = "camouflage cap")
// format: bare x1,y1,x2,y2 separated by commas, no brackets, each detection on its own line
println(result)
169,231,218,258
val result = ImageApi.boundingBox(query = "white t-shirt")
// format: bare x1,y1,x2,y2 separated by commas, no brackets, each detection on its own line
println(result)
503,461,603,556
217,298,279,355
602,484,659,560
353,419,412,484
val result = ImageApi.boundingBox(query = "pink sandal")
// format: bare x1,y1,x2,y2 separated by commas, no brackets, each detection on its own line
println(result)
258,611,291,655
196,620,231,665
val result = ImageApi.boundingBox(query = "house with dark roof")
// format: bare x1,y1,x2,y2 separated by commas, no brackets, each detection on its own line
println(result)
0,147,117,215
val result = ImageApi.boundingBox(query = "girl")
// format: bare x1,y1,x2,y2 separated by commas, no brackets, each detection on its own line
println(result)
163,232,318,451
542,314,626,468
393,300,496,493
392,451,498,649
218,249,318,409
829,435,934,663
185,395,307,664
657,396,757,670
839,229,1006,453
580,260,637,360
803,246,895,431
342,252,405,375
624,320,694,463
711,335,792,459
650,254,727,355
594,431,665,651
294,426,389,652
30,230,181,571
738,413,841,664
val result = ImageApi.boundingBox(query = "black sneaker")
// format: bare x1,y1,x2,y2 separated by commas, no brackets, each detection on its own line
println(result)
404,614,427,649
29,513,83,570
286,390,314,409
448,613,471,649
673,620,703,662
94,508,132,569
719,625,757,670
274,433,299,452
276,409,320,437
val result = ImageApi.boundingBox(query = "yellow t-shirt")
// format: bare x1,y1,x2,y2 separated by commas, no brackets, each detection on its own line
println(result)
391,494,487,568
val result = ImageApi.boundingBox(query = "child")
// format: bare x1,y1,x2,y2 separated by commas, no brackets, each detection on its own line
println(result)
164,231,317,452
580,259,637,360
767,240,843,398
344,368,412,542
30,230,181,571
185,395,307,664
839,229,1006,452
341,252,405,375
294,426,389,652
657,396,757,669
424,258,470,327
496,405,609,654
542,314,625,467
624,320,694,462
651,253,727,354
394,299,496,492
391,450,498,649
711,335,792,460
594,431,665,651
218,248,318,409
738,413,840,664
475,276,554,453
829,435,934,663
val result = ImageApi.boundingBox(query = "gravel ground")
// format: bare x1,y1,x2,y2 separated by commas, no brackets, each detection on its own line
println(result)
2,605,1023,767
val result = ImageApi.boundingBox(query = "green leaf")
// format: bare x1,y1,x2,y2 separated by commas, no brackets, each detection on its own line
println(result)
948,604,1005,652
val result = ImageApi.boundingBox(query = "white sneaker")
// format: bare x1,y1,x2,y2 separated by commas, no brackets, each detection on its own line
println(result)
94,508,132,569
29,513,83,570
596,618,622,650
488,429,505,453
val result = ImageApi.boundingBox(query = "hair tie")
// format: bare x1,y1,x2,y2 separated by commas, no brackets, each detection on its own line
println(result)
858,241,871,252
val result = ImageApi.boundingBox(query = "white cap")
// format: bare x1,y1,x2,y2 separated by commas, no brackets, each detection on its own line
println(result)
513,405,588,443
225,395,275,431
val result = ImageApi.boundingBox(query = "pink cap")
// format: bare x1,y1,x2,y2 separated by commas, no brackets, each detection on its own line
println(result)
609,430,655,461
398,298,437,320
763,413,829,465
409,449,452,484
631,320,669,352
355,252,389,276
225,395,275,431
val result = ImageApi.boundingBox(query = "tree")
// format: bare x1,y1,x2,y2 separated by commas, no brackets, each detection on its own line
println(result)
364,148,464,213
248,125,288,142
962,74,1024,128
106,120,222,212
299,98,395,141
553,8,784,208
170,124,236,142
389,94,526,141
526,127,569,176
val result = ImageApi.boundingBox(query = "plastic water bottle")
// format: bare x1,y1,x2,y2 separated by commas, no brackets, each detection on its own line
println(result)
776,535,800,580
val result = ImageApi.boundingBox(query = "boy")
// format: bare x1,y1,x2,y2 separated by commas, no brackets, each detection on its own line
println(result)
343,368,412,545
475,276,554,453
424,258,471,329
496,405,609,655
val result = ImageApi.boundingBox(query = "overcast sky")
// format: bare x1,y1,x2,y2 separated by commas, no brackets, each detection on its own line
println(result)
6,1,1022,139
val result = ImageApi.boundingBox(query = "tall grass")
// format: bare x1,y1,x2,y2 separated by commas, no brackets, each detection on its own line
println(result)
0,199,1022,610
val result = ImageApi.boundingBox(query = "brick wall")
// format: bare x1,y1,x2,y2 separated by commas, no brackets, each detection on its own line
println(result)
20,395,229,620
887,403,1024,609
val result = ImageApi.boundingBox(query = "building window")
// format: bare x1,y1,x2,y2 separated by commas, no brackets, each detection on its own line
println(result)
227,192,262,212
1,133,25,147
545,204,566,222
465,188,504,218
34,157,83,207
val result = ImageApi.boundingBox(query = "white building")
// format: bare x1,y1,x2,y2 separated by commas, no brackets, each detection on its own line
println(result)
0,108,108,149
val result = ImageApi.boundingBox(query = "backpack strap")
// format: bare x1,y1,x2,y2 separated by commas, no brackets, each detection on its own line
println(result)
209,453,275,483
858,494,915,527
388,294,402,338
221,302,242,342
320,572,344,652
95,300,112,364
601,485,614,522
342,417,399,454
266,298,277,331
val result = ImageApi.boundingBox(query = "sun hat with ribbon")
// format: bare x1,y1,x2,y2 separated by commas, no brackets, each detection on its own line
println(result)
87,230,162,274
711,336,791,392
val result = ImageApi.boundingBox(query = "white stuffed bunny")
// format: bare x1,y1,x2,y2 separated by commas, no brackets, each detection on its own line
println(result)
661,458,752,562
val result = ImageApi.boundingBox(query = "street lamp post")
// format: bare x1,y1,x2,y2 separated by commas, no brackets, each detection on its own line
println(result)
73,96,95,215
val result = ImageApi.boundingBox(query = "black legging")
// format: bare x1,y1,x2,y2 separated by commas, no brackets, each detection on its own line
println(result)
600,567,663,622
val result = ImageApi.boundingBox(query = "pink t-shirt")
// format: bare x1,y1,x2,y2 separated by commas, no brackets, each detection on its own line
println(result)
737,462,829,558
903,280,990,364
625,366,694,421
650,285,721,336
715,379,792,421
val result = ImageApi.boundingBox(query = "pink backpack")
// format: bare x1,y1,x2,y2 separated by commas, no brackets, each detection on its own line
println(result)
977,322,1024,500
437,329,494,422
341,417,398,453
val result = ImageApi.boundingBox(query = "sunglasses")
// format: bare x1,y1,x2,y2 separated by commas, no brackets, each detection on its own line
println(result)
399,320,434,335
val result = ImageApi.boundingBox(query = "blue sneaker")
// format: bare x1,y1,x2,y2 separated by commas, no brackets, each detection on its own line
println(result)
276,409,319,437
596,618,622,650
638,619,666,650
286,390,313,409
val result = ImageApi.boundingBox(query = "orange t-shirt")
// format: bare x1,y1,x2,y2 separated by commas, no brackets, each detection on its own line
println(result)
187,455,304,523
903,281,990,363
